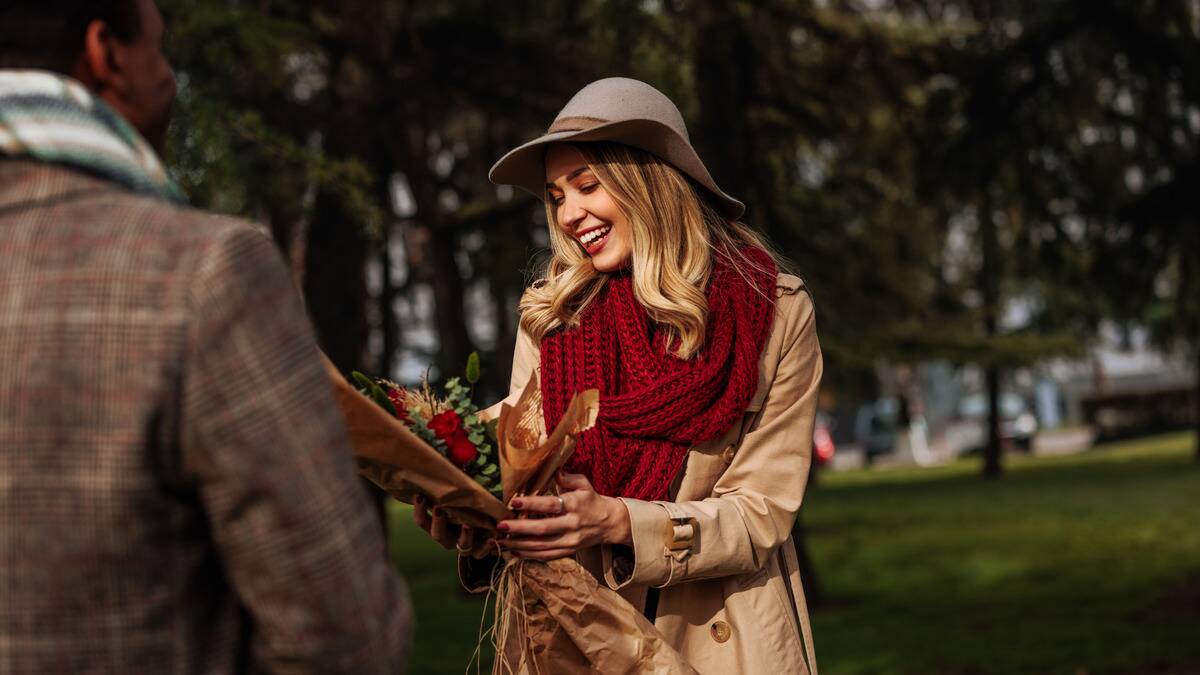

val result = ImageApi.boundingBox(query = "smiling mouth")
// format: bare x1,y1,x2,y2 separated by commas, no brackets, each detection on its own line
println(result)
578,225,612,253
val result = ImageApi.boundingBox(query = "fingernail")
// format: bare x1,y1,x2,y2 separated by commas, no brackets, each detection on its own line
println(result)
511,499,524,509
497,522,510,532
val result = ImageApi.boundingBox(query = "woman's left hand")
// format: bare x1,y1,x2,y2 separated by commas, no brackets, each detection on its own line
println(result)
497,472,632,561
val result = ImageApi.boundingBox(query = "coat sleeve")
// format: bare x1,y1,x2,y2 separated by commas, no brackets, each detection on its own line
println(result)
179,224,413,674
602,289,823,588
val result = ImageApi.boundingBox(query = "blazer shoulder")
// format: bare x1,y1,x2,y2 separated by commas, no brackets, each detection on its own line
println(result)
770,273,816,344
148,200,272,242
774,272,806,296
62,177,273,246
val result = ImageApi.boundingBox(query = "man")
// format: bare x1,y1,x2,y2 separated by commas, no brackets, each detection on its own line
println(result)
0,1,413,672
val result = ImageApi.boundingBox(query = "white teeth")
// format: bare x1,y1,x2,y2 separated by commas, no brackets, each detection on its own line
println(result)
580,226,611,245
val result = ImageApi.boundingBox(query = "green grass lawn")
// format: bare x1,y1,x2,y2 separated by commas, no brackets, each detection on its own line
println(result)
388,432,1200,675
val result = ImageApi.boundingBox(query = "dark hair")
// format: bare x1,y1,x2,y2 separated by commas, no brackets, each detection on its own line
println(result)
0,1,143,73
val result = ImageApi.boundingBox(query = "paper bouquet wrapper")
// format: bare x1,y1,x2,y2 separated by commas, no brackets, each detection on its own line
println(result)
495,370,599,502
492,557,699,675
324,355,597,532
482,377,698,674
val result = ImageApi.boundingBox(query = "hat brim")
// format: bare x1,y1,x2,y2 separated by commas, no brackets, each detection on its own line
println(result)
489,119,745,220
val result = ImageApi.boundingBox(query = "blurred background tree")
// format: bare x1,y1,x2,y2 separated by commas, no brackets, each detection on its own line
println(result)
159,0,1198,464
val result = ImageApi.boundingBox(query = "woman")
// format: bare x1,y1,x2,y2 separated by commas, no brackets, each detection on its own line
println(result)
415,77,823,674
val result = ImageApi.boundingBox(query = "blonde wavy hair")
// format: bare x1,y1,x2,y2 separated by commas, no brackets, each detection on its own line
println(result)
519,142,784,359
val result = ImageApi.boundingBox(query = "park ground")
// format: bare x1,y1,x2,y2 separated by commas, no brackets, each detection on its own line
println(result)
388,431,1200,674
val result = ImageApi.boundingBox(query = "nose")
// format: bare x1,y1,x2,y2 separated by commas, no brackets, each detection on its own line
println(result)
559,194,587,233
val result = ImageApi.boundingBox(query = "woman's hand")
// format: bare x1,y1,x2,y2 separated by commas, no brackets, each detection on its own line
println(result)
412,494,479,555
497,472,632,561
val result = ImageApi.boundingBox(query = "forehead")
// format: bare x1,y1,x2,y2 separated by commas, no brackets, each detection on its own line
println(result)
544,144,589,185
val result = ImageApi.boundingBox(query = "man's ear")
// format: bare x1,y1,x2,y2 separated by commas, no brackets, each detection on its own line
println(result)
73,19,128,97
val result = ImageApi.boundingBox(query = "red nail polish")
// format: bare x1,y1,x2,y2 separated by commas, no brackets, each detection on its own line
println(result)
497,522,510,532
511,499,524,509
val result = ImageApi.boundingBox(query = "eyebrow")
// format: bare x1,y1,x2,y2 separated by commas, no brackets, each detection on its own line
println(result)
545,166,590,190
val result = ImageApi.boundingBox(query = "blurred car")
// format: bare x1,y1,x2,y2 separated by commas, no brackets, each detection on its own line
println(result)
955,392,1038,452
813,411,836,465
854,399,899,465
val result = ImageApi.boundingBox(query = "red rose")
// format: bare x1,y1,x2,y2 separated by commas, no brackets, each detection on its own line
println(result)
447,433,479,467
427,410,463,438
385,388,409,422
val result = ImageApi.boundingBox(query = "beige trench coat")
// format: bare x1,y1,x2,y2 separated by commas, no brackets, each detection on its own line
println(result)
490,273,822,675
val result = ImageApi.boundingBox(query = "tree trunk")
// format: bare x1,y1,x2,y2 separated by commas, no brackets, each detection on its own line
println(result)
427,226,476,379
983,363,1004,477
264,194,308,286
691,1,757,207
303,188,371,374
980,194,1004,478
378,227,399,378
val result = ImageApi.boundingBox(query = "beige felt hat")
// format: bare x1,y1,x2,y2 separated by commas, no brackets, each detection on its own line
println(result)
489,77,745,219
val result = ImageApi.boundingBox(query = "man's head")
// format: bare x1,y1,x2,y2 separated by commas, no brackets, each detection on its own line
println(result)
0,0,176,152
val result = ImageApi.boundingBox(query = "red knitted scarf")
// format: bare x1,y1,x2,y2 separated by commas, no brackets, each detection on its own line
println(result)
539,247,777,501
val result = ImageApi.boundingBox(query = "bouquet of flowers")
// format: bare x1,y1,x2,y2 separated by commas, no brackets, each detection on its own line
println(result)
350,353,503,500
322,353,598,533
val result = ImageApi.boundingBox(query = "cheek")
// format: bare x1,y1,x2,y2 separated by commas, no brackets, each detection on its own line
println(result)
156,59,177,99
613,218,634,250
554,213,573,237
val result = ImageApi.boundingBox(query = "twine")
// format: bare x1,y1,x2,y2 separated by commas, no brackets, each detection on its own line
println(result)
465,544,545,675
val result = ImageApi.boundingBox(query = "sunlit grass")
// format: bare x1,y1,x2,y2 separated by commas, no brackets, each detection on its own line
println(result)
808,432,1200,674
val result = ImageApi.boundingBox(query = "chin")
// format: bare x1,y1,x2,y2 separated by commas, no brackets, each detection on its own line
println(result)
591,253,630,273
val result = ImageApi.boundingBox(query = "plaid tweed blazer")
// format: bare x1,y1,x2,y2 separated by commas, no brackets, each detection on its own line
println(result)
0,161,412,674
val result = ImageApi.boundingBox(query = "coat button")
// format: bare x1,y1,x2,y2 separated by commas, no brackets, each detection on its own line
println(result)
710,620,732,643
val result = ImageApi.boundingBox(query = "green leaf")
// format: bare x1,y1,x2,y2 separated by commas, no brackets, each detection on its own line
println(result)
468,431,485,445
465,351,480,385
481,463,498,476
464,414,479,426
351,371,375,390
351,371,396,416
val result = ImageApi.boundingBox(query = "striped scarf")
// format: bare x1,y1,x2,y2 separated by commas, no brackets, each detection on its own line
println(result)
0,69,183,203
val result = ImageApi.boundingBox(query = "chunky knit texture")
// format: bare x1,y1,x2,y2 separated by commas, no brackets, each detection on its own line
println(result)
540,248,777,501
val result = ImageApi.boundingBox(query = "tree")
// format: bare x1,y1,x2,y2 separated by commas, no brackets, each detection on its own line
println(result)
1078,1,1200,458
